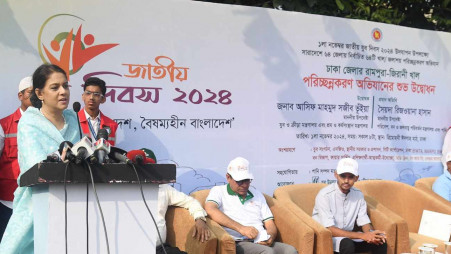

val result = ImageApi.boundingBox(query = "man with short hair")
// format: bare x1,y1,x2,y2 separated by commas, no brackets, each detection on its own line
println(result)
79,77,118,145
205,157,298,254
433,151,451,201
312,158,387,254
0,77,33,241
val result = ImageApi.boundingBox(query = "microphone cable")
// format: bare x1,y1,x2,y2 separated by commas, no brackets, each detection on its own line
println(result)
129,163,167,254
84,161,110,254
64,162,70,254
86,181,89,254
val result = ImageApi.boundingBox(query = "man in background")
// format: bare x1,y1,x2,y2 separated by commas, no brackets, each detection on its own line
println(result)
312,158,387,254
0,77,33,241
433,151,451,201
205,157,298,254
78,77,118,145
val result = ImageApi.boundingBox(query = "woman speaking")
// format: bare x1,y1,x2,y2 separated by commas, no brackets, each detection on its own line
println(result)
0,64,80,253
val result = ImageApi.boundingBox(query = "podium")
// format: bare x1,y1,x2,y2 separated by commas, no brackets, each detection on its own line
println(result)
20,162,176,254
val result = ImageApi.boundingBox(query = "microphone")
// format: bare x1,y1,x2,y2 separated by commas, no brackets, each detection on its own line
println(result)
58,141,76,162
140,148,157,163
94,129,111,164
126,150,146,165
73,102,83,140
44,151,61,162
71,136,96,164
108,147,132,165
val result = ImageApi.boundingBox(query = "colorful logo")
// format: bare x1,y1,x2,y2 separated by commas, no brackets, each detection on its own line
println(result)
38,14,119,79
371,28,382,42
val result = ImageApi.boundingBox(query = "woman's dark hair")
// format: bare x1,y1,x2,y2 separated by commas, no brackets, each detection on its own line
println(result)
30,64,67,108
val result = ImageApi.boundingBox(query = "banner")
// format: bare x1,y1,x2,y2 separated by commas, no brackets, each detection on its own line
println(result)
1,0,450,195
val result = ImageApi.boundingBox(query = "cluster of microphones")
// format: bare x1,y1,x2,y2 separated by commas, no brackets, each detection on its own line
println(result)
45,129,156,166
43,102,156,166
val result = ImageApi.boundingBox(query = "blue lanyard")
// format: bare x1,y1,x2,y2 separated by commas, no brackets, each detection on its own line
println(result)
87,118,98,140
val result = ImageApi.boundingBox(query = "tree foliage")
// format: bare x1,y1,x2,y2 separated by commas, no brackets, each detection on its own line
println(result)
197,0,451,32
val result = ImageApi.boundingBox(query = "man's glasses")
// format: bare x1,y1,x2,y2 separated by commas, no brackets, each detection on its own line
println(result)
84,90,104,99
228,174,252,185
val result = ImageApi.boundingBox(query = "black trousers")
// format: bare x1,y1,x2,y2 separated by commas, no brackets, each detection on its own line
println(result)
156,243,187,254
0,202,12,242
335,238,387,254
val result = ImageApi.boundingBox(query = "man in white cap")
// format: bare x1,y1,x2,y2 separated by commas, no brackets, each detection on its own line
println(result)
205,157,297,254
0,76,33,241
312,158,387,254
432,151,451,201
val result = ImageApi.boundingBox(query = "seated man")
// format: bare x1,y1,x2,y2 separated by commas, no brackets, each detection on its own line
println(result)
312,158,387,254
432,151,451,201
205,157,297,254
157,184,211,254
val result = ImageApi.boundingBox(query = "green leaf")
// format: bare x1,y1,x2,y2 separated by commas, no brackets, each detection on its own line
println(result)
336,0,345,10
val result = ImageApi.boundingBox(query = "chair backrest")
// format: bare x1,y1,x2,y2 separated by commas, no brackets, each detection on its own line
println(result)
191,189,210,206
414,176,451,209
414,177,437,191
355,180,451,233
273,183,327,215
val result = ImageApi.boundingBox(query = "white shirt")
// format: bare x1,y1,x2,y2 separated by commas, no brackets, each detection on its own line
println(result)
206,184,273,241
84,109,100,139
156,184,207,246
0,108,23,209
312,183,371,252
0,124,4,156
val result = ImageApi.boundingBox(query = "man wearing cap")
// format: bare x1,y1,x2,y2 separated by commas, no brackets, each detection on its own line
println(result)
79,77,118,146
312,158,387,254
205,157,298,254
0,77,33,241
432,152,451,201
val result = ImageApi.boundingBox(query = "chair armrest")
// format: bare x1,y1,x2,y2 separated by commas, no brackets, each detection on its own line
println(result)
275,199,333,254
367,203,397,254
365,197,410,254
270,200,315,254
165,206,218,254
205,218,236,254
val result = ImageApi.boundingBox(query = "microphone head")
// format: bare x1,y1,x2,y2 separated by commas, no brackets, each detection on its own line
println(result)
75,147,87,164
58,141,74,154
127,150,146,165
109,146,127,156
70,136,94,163
108,146,130,164
97,128,109,140
94,138,111,154
140,148,157,163
73,102,81,112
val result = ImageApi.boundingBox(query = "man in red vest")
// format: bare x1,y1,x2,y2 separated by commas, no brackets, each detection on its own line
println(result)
78,77,118,146
0,76,33,241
